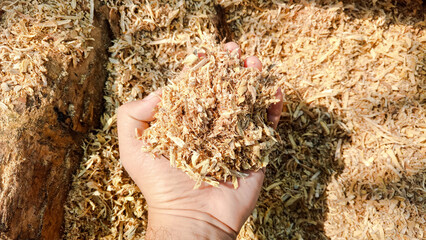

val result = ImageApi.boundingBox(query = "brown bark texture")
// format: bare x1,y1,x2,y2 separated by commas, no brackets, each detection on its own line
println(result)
0,5,110,240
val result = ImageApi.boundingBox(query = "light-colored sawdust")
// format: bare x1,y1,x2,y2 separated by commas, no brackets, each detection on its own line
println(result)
0,0,93,108
64,0,425,239
142,44,279,188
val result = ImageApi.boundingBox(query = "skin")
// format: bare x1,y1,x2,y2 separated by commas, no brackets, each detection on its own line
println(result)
117,42,284,239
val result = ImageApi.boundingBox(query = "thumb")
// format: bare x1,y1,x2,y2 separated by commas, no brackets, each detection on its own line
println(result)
117,89,162,154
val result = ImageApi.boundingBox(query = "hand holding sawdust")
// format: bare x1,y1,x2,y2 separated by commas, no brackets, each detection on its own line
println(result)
117,42,283,239
142,42,282,188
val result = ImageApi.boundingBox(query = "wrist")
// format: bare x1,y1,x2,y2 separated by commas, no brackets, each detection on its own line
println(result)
147,208,237,240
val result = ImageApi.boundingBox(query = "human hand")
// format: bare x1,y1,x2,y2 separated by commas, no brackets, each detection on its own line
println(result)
117,42,283,239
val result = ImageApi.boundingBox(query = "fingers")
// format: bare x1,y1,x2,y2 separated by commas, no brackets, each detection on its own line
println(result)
224,42,261,71
117,89,162,144
224,42,279,128
244,56,262,71
267,87,283,129
197,51,206,59
224,42,241,58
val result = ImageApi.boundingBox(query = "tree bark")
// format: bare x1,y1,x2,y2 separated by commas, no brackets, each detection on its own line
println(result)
0,4,111,240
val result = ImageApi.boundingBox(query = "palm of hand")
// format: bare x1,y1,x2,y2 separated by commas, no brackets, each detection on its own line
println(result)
121,141,264,233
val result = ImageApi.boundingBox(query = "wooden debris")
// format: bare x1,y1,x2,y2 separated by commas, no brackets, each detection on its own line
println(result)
0,0,93,105
64,0,426,239
141,44,279,188
0,0,110,239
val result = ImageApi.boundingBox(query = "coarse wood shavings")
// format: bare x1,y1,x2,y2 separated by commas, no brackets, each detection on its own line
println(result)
142,44,280,188
64,0,426,239
0,0,93,118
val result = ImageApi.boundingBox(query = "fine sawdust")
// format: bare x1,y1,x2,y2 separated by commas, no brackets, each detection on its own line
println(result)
63,0,425,240
142,45,279,188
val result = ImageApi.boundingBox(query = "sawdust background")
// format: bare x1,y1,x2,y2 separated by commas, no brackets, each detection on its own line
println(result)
64,0,425,239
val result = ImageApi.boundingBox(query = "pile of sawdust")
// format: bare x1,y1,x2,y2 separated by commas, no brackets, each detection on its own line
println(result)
0,0,93,109
142,45,279,188
64,0,425,239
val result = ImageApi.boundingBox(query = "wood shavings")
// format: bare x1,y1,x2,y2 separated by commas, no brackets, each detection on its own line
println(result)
141,44,279,188
64,0,426,239
0,0,93,106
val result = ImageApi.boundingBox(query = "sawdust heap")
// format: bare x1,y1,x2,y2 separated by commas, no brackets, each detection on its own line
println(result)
0,0,93,113
64,0,425,239
142,45,279,188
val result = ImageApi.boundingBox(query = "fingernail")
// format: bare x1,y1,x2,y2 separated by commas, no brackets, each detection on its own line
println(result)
144,90,161,101
225,42,241,58
244,56,262,71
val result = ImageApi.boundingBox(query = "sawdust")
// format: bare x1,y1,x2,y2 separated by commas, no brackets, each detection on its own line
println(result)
0,0,93,107
141,44,279,188
64,0,425,239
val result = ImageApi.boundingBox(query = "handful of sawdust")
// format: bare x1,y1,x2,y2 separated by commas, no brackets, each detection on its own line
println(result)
141,44,279,188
